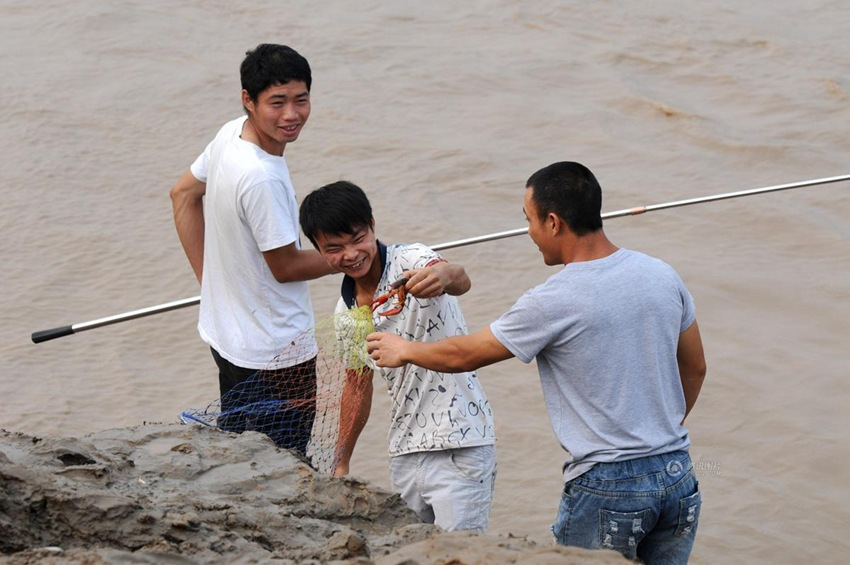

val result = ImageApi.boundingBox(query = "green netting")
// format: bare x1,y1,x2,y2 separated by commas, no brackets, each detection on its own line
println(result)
181,306,375,475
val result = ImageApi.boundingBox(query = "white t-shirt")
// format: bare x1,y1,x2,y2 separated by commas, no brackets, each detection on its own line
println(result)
336,243,495,457
190,116,315,369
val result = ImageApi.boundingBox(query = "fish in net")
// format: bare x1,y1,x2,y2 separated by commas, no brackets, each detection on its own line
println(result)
180,305,375,475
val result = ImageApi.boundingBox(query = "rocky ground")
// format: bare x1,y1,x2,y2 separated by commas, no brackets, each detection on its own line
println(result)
0,423,621,564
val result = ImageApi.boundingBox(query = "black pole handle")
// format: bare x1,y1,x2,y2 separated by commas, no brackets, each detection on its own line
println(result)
32,325,75,344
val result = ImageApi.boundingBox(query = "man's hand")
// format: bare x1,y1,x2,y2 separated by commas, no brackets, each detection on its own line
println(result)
366,332,409,368
402,261,470,298
401,266,450,299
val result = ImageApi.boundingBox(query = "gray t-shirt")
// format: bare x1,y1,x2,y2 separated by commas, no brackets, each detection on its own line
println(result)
490,248,695,482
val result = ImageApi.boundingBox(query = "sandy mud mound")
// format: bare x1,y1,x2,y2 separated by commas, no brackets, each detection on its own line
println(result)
0,423,435,563
0,423,618,564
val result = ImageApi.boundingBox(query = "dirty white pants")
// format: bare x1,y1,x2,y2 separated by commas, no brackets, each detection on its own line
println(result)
389,444,496,532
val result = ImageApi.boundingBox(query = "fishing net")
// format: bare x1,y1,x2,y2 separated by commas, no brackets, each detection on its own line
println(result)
180,306,375,475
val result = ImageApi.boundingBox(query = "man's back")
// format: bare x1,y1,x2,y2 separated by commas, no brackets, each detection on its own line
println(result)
364,161,706,561
491,248,694,480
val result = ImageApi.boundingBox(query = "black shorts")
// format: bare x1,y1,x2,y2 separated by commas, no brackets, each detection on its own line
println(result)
210,348,317,456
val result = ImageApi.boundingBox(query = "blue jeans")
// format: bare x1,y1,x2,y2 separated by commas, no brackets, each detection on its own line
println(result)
551,451,701,564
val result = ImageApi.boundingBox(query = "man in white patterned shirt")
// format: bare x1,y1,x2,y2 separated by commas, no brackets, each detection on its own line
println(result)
300,180,497,532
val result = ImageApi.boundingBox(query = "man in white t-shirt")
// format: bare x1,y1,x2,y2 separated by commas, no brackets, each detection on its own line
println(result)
170,44,333,455
299,181,497,533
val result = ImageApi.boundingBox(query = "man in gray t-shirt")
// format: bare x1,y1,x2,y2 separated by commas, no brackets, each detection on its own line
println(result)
491,247,695,483
366,162,707,564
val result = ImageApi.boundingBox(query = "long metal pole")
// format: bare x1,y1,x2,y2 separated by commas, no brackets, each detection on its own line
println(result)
31,174,849,343
429,173,850,249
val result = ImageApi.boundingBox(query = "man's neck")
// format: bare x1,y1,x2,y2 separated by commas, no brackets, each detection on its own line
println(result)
240,117,285,156
561,230,619,265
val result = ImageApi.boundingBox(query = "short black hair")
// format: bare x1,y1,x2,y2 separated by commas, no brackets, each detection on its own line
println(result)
240,44,311,102
526,162,603,236
300,181,374,248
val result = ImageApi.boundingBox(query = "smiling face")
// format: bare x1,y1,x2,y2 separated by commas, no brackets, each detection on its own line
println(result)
314,223,379,281
242,80,310,155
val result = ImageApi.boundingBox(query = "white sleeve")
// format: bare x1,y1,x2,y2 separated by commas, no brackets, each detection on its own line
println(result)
239,180,298,251
397,243,443,271
189,142,211,183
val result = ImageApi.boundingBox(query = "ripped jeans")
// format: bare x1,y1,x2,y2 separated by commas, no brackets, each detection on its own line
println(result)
551,451,701,564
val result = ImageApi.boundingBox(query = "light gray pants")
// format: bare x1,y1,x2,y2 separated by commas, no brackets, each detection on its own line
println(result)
389,444,496,532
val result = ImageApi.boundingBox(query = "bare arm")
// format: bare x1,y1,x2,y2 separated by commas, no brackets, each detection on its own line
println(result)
678,320,707,422
403,261,471,298
262,243,336,283
170,169,206,283
333,369,373,477
366,326,513,373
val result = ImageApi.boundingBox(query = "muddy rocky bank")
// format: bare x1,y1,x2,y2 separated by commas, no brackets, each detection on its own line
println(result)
0,423,620,564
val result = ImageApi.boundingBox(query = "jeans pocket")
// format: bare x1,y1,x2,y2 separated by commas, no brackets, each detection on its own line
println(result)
674,483,701,538
599,508,654,557
448,446,495,483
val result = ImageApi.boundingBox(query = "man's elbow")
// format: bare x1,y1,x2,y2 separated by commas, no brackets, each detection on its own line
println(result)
271,269,297,283
270,263,311,283
170,183,199,208
169,183,182,203
170,178,192,202
263,250,304,283
693,356,707,380
170,173,205,204
684,358,707,384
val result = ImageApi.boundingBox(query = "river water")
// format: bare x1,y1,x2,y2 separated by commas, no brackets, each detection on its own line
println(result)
2,1,848,562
